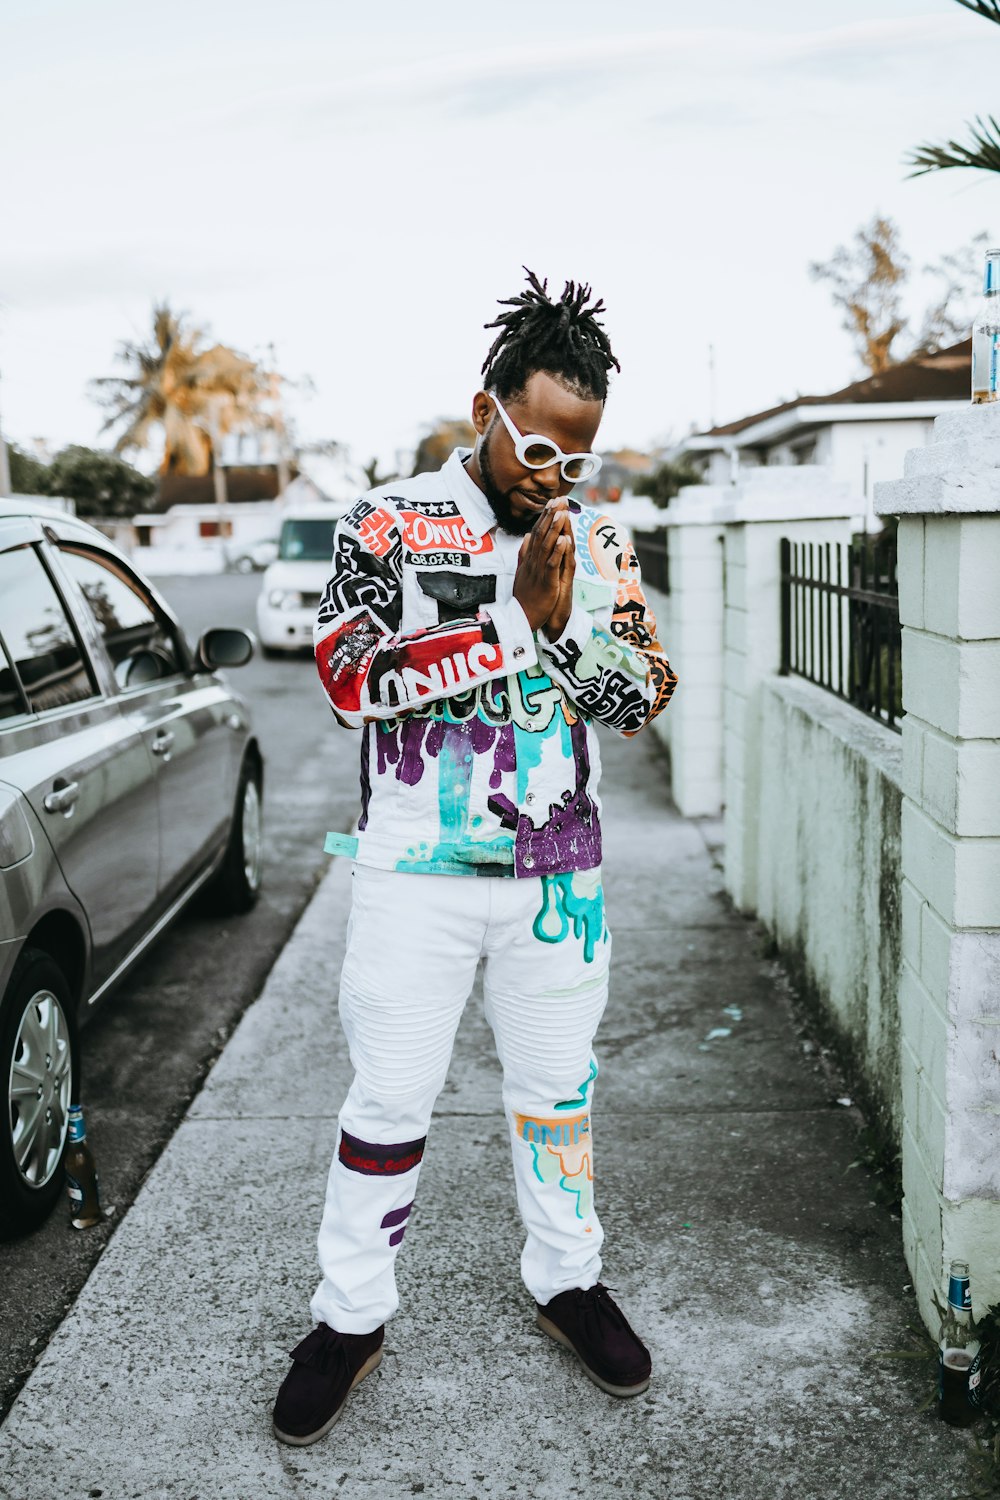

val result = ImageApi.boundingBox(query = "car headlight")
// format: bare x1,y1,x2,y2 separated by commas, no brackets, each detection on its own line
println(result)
266,589,304,610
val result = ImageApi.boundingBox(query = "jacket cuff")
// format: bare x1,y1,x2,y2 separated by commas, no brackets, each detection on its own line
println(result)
537,602,594,656
484,598,538,673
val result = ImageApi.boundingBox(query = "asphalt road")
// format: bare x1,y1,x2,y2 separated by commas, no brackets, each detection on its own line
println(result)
0,572,361,1423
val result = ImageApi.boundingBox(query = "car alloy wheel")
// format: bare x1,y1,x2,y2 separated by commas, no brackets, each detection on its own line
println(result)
241,774,263,893
1,948,79,1238
200,758,264,916
10,985,72,1189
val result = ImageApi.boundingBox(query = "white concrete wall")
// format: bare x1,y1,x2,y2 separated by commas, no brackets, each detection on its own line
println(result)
756,676,903,1141
720,469,857,913
876,403,1000,1331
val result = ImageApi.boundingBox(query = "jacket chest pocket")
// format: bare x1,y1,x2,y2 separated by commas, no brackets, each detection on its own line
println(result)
402,565,498,630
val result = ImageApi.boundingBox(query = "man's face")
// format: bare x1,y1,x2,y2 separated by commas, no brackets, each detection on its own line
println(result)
467,370,604,536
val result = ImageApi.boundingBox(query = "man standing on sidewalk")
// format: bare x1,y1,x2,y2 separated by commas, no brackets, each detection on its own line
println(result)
273,270,677,1446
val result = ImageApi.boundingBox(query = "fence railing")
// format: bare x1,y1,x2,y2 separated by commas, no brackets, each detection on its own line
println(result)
779,535,902,733
632,527,669,594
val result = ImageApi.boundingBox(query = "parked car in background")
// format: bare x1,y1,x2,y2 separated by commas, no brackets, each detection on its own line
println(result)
255,503,341,656
0,499,264,1239
225,536,279,574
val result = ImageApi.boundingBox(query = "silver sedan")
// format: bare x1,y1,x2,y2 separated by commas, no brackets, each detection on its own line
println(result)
0,500,263,1238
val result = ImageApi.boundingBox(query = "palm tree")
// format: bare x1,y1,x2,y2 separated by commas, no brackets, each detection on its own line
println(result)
908,1,1000,175
91,304,213,474
92,305,276,505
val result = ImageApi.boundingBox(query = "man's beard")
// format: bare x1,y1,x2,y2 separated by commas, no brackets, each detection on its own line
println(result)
478,423,540,537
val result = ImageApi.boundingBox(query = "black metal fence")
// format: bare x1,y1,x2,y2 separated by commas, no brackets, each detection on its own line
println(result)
779,534,902,732
632,527,669,594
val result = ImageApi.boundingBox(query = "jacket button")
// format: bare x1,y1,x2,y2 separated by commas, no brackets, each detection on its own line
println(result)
525,792,535,804
523,854,535,869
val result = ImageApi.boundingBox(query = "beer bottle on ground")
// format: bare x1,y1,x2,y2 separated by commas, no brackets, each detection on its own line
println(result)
938,1259,981,1427
64,1104,103,1230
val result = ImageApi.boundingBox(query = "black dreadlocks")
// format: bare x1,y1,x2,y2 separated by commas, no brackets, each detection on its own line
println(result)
481,268,620,404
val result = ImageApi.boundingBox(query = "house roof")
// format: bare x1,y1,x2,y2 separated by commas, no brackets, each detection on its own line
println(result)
699,339,971,440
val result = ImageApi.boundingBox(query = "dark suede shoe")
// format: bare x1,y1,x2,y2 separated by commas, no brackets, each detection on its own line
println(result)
535,1283,651,1397
272,1322,384,1445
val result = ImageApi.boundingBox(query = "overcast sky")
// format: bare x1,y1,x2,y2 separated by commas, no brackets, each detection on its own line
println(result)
2,0,998,471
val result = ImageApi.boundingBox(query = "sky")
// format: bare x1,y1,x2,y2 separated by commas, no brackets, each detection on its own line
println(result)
2,0,999,475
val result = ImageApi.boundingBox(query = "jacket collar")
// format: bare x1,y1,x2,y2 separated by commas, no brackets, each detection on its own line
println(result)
443,448,497,539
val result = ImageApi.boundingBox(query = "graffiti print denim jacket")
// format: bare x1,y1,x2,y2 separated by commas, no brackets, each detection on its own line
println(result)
314,449,677,879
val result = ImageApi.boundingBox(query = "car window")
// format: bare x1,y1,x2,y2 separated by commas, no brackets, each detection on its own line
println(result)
278,519,336,561
0,632,28,723
0,546,98,714
59,547,184,687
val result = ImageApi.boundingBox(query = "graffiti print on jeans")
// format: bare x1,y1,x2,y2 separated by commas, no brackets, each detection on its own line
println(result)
338,1130,426,1177
532,870,607,964
380,1202,414,1248
513,1110,594,1221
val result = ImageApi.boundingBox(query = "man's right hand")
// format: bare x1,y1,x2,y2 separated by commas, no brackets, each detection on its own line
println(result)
513,500,573,632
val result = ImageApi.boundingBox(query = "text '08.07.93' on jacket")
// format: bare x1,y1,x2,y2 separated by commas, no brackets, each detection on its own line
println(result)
313,448,678,880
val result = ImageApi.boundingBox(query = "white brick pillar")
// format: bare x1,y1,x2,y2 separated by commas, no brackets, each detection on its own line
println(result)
721,470,856,913
661,485,729,817
876,404,1000,1330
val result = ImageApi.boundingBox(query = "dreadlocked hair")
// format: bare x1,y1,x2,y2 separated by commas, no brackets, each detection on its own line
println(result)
481,267,620,403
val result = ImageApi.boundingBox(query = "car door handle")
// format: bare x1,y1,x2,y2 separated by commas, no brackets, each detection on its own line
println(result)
151,730,175,757
43,779,80,814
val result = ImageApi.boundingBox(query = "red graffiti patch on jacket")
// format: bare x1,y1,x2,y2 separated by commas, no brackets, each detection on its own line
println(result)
316,614,382,714
368,622,504,708
356,506,397,558
399,511,494,556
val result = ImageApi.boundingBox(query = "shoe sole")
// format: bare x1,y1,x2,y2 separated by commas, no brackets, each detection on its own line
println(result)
272,1348,384,1446
535,1313,650,1398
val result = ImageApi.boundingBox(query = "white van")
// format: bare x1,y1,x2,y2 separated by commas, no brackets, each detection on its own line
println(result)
255,503,343,656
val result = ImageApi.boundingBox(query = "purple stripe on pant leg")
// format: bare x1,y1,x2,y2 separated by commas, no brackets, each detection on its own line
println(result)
338,1129,426,1177
388,1228,407,1247
381,1203,413,1229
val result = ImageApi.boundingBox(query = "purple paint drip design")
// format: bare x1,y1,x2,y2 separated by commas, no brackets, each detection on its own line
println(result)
514,716,601,877
373,713,515,793
381,1201,413,1249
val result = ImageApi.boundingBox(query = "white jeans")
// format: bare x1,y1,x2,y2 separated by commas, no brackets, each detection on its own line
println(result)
310,864,612,1333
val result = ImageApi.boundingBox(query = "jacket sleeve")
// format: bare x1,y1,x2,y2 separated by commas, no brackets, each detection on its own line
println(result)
313,496,536,729
537,521,678,738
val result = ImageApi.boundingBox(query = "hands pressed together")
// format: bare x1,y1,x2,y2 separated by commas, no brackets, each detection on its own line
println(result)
512,498,576,642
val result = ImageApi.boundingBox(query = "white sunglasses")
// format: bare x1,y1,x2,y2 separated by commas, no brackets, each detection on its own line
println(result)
488,392,602,483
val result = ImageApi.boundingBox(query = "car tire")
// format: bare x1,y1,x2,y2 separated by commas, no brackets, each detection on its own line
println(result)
0,948,79,1240
202,758,263,916
234,556,255,574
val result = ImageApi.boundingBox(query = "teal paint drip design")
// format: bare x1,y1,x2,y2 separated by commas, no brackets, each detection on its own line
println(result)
532,871,606,964
527,1144,591,1220
555,1059,598,1112
395,734,513,873
558,1169,588,1220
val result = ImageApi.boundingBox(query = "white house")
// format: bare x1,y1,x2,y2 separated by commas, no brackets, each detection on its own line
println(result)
672,340,969,530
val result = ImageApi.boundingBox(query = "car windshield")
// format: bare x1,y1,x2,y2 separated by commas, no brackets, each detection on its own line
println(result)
278,519,336,562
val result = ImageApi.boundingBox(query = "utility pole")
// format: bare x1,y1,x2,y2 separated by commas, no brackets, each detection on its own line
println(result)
0,369,12,496
707,343,718,431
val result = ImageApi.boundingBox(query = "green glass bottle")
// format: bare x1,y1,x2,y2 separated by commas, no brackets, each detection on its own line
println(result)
64,1104,103,1230
938,1259,981,1427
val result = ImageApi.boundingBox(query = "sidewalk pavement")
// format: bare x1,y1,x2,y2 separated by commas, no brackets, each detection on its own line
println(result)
0,729,974,1500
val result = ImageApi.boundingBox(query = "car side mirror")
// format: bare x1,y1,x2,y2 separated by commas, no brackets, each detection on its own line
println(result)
196,628,256,671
